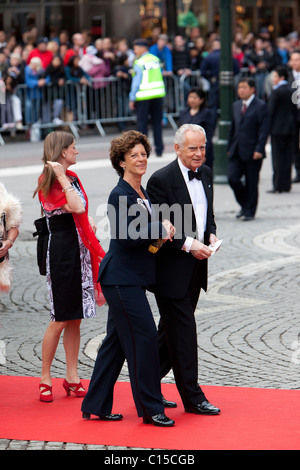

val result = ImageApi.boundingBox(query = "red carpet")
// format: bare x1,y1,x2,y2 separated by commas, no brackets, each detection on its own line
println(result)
0,375,299,450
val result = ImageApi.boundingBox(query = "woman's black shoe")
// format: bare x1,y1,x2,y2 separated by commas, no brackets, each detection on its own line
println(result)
162,394,177,408
82,412,123,421
143,412,175,427
100,413,123,421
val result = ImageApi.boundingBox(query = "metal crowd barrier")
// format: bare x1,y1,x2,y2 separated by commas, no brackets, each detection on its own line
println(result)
81,76,135,136
0,69,249,145
16,80,83,139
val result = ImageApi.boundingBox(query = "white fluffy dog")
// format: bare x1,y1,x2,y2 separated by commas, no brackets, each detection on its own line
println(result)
0,182,22,292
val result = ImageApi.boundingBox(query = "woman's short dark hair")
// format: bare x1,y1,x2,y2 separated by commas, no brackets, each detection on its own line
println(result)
187,87,207,108
188,87,206,100
110,130,151,177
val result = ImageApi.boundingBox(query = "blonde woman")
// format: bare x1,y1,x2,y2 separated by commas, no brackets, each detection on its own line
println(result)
25,56,47,124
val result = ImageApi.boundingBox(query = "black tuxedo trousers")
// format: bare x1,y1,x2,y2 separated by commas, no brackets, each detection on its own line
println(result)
156,261,207,409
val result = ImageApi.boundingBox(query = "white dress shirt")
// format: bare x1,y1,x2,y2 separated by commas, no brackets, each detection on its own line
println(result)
177,158,207,252
242,93,255,110
292,70,300,108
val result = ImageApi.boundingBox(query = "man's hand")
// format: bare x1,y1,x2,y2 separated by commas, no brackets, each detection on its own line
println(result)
162,219,176,241
209,233,219,246
253,151,263,160
190,239,212,260
129,101,135,111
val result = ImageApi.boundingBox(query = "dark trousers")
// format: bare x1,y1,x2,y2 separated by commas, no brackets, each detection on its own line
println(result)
292,115,300,177
156,262,207,409
135,98,164,155
271,134,293,192
81,285,163,418
228,155,263,217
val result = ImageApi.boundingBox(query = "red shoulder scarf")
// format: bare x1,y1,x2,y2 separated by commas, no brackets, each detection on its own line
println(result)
38,169,106,307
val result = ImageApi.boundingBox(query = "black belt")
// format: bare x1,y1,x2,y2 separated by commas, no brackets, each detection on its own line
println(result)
48,213,75,232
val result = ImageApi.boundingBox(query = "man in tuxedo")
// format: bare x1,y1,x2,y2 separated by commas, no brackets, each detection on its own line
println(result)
147,124,221,415
287,51,300,183
268,66,297,193
227,77,270,221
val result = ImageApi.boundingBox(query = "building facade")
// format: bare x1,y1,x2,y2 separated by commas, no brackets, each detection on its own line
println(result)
0,0,299,43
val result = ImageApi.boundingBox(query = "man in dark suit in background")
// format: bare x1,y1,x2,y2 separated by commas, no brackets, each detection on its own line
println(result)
287,51,300,183
147,124,221,416
227,77,270,221
268,66,297,193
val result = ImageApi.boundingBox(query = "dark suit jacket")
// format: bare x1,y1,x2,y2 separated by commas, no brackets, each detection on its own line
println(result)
98,177,165,287
227,95,270,161
200,49,239,82
268,83,297,135
146,158,216,300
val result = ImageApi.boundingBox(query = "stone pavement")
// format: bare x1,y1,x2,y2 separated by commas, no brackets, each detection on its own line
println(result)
0,130,300,450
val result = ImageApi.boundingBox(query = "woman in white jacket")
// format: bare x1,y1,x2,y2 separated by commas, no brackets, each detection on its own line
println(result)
0,182,22,292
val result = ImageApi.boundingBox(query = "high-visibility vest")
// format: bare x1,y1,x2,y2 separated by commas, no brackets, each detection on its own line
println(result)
134,53,166,101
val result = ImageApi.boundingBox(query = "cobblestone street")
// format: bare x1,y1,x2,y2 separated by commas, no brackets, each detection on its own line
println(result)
0,132,300,449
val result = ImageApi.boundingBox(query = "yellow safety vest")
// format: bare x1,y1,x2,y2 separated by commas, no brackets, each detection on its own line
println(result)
134,53,166,101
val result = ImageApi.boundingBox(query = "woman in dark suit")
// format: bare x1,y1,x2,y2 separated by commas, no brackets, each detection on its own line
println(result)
81,130,175,427
179,87,214,169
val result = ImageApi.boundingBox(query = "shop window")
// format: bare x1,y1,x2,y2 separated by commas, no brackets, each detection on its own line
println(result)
278,7,294,36
44,5,79,37
141,0,166,38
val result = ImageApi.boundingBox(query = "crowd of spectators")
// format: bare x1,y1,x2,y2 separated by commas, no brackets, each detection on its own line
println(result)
0,25,300,133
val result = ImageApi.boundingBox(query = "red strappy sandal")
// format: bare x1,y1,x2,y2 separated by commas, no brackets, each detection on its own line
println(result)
63,379,86,397
39,383,53,403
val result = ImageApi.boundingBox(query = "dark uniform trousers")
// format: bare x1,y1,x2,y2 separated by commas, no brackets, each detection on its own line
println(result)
135,97,163,155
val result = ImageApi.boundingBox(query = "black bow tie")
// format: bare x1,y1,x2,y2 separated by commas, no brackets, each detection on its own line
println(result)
188,170,202,181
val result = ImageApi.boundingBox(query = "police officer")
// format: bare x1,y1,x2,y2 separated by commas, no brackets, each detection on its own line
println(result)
129,38,165,156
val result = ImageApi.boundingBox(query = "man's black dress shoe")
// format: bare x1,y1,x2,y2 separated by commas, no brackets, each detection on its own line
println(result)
236,209,244,219
162,394,177,408
185,401,220,415
242,215,254,221
143,412,175,427
82,412,123,421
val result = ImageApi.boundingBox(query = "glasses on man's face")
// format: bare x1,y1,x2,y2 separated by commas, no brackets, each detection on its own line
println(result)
185,145,206,153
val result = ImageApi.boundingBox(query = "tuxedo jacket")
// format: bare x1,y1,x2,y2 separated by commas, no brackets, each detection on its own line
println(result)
227,95,270,161
268,83,297,135
146,158,216,300
98,177,165,287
